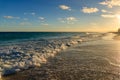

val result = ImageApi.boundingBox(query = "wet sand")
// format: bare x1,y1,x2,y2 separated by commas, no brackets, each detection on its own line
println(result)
2,39,120,80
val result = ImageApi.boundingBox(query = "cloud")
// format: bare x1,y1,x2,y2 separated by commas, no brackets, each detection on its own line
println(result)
38,17,48,25
101,14,115,18
20,22,32,25
3,16,13,19
38,17,45,22
38,17,45,20
59,5,71,11
101,13,120,19
99,0,120,8
82,7,99,13
3,16,20,19
41,23,49,26
58,17,78,24
101,9,107,13
24,12,36,16
101,9,112,13
31,12,36,16
23,18,28,21
66,17,77,21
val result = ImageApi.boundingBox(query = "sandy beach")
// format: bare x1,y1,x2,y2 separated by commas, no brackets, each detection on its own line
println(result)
2,38,120,80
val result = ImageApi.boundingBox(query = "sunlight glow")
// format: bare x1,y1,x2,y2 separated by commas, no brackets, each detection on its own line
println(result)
116,14,120,29
116,14,120,21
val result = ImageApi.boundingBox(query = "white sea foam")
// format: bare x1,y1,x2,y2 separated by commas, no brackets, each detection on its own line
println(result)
0,33,103,79
102,33,116,40
102,57,120,68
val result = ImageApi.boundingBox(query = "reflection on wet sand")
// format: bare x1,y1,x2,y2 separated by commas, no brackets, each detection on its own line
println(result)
3,39,120,80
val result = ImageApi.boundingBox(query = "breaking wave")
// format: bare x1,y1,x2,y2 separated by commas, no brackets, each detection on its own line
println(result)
0,32,102,78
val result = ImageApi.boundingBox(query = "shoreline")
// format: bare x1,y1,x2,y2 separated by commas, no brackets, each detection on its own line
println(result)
0,39,83,80
2,39,120,80
0,33,103,79
0,36,84,79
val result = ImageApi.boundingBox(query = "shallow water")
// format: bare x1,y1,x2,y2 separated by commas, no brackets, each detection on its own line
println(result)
66,39,120,79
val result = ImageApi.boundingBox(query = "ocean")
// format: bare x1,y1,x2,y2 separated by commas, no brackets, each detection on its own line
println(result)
0,32,87,42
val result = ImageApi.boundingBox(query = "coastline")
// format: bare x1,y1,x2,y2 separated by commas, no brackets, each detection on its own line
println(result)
0,33,103,80
3,38,120,80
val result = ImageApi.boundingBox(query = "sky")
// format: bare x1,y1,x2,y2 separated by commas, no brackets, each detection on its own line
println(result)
0,0,120,32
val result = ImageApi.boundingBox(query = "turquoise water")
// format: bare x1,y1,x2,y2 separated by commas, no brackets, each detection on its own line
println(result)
0,32,87,42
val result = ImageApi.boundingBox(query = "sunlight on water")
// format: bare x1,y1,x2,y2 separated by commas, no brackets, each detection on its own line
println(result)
102,33,116,40
112,41,120,64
